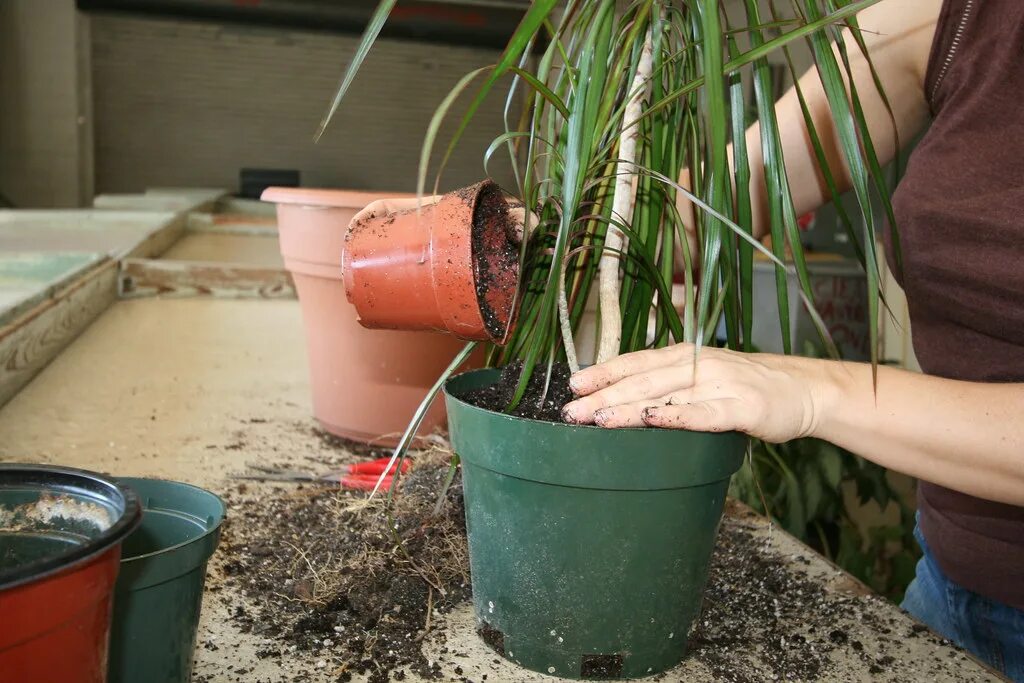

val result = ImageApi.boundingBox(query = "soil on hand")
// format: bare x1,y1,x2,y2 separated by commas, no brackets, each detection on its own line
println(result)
468,183,519,342
219,452,469,683
456,361,575,422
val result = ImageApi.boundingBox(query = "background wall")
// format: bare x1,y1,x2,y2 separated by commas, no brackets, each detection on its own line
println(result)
0,0,921,370
88,12,519,195
0,0,93,207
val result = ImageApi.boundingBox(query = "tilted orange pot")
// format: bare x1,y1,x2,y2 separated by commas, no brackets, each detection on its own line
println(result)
262,187,474,447
342,180,519,344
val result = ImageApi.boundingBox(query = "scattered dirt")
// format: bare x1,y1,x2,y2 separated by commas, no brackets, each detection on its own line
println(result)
469,182,519,343
456,361,574,422
210,437,975,683
218,450,469,683
688,503,969,683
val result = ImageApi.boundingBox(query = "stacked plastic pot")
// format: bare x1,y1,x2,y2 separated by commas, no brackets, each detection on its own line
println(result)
0,465,225,683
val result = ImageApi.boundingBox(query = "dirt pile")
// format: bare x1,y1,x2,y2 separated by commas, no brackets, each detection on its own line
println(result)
218,451,469,683
212,452,963,683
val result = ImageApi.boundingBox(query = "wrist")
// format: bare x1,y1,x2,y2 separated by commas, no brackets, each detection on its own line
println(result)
807,359,862,441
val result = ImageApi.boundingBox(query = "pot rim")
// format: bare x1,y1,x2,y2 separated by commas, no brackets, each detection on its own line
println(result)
443,368,746,491
261,186,414,209
113,477,226,565
443,367,681,433
0,464,142,591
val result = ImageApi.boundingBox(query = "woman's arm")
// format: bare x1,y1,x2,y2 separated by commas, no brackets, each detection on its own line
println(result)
562,347,1024,507
683,0,942,241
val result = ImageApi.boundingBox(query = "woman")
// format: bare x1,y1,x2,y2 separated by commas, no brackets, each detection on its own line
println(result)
562,0,1024,678
356,0,1023,677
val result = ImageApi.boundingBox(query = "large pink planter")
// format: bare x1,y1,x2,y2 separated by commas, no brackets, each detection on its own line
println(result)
262,187,471,447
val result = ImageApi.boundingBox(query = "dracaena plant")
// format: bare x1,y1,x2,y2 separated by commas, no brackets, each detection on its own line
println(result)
319,0,896,467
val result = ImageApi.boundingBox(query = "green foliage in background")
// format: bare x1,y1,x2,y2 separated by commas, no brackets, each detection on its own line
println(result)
732,437,919,602
729,346,919,601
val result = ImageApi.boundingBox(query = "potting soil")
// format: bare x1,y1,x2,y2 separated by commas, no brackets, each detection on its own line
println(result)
457,361,574,422
217,450,470,683
467,184,519,343
211,443,967,683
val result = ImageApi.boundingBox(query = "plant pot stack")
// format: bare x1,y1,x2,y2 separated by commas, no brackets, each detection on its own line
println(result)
263,187,472,446
0,465,142,683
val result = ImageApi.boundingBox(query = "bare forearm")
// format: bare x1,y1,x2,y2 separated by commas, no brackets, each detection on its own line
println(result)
815,363,1024,506
743,1,939,239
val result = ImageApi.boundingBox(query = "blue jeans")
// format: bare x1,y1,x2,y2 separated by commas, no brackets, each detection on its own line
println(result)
902,522,1024,681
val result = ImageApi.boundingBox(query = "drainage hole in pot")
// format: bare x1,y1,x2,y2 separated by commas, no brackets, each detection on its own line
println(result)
581,653,624,679
477,622,505,656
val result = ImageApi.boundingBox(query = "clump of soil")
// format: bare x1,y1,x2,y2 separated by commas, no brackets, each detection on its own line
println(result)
219,451,469,682
469,183,519,342
457,361,575,422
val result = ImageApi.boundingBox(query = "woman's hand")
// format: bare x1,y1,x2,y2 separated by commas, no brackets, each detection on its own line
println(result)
562,343,839,443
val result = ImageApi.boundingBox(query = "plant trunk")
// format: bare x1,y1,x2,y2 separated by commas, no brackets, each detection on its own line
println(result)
596,27,655,364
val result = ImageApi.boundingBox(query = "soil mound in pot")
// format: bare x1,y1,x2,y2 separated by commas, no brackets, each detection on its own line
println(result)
456,362,574,422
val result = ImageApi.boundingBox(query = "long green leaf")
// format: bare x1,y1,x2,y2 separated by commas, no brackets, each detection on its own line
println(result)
421,0,561,199
804,0,882,376
315,0,397,141
372,343,477,499
727,34,754,352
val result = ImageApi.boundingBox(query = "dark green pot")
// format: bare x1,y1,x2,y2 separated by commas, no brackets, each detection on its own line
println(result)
444,369,747,680
108,478,225,683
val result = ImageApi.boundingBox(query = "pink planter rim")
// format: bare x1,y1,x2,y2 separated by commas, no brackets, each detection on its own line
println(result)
261,187,414,210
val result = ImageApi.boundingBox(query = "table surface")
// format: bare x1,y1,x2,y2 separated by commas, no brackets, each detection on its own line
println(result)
0,298,1001,683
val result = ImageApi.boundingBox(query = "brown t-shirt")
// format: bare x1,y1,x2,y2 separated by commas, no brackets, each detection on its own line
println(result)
886,0,1024,610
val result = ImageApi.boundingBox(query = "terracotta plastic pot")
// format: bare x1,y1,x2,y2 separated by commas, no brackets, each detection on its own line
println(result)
0,464,142,683
342,179,519,344
262,187,473,446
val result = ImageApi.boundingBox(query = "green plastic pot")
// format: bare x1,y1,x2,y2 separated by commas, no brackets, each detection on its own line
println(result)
108,478,226,683
444,369,747,680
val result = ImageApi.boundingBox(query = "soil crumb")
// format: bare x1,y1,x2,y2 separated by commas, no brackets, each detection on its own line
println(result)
219,452,469,682
456,361,574,422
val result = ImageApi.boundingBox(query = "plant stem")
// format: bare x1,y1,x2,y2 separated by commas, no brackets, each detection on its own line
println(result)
557,259,581,372
596,25,654,364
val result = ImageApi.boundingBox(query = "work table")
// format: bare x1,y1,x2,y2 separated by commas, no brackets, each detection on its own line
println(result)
0,297,1001,682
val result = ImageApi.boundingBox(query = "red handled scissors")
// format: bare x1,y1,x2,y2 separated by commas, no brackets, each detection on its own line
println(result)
234,457,411,491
